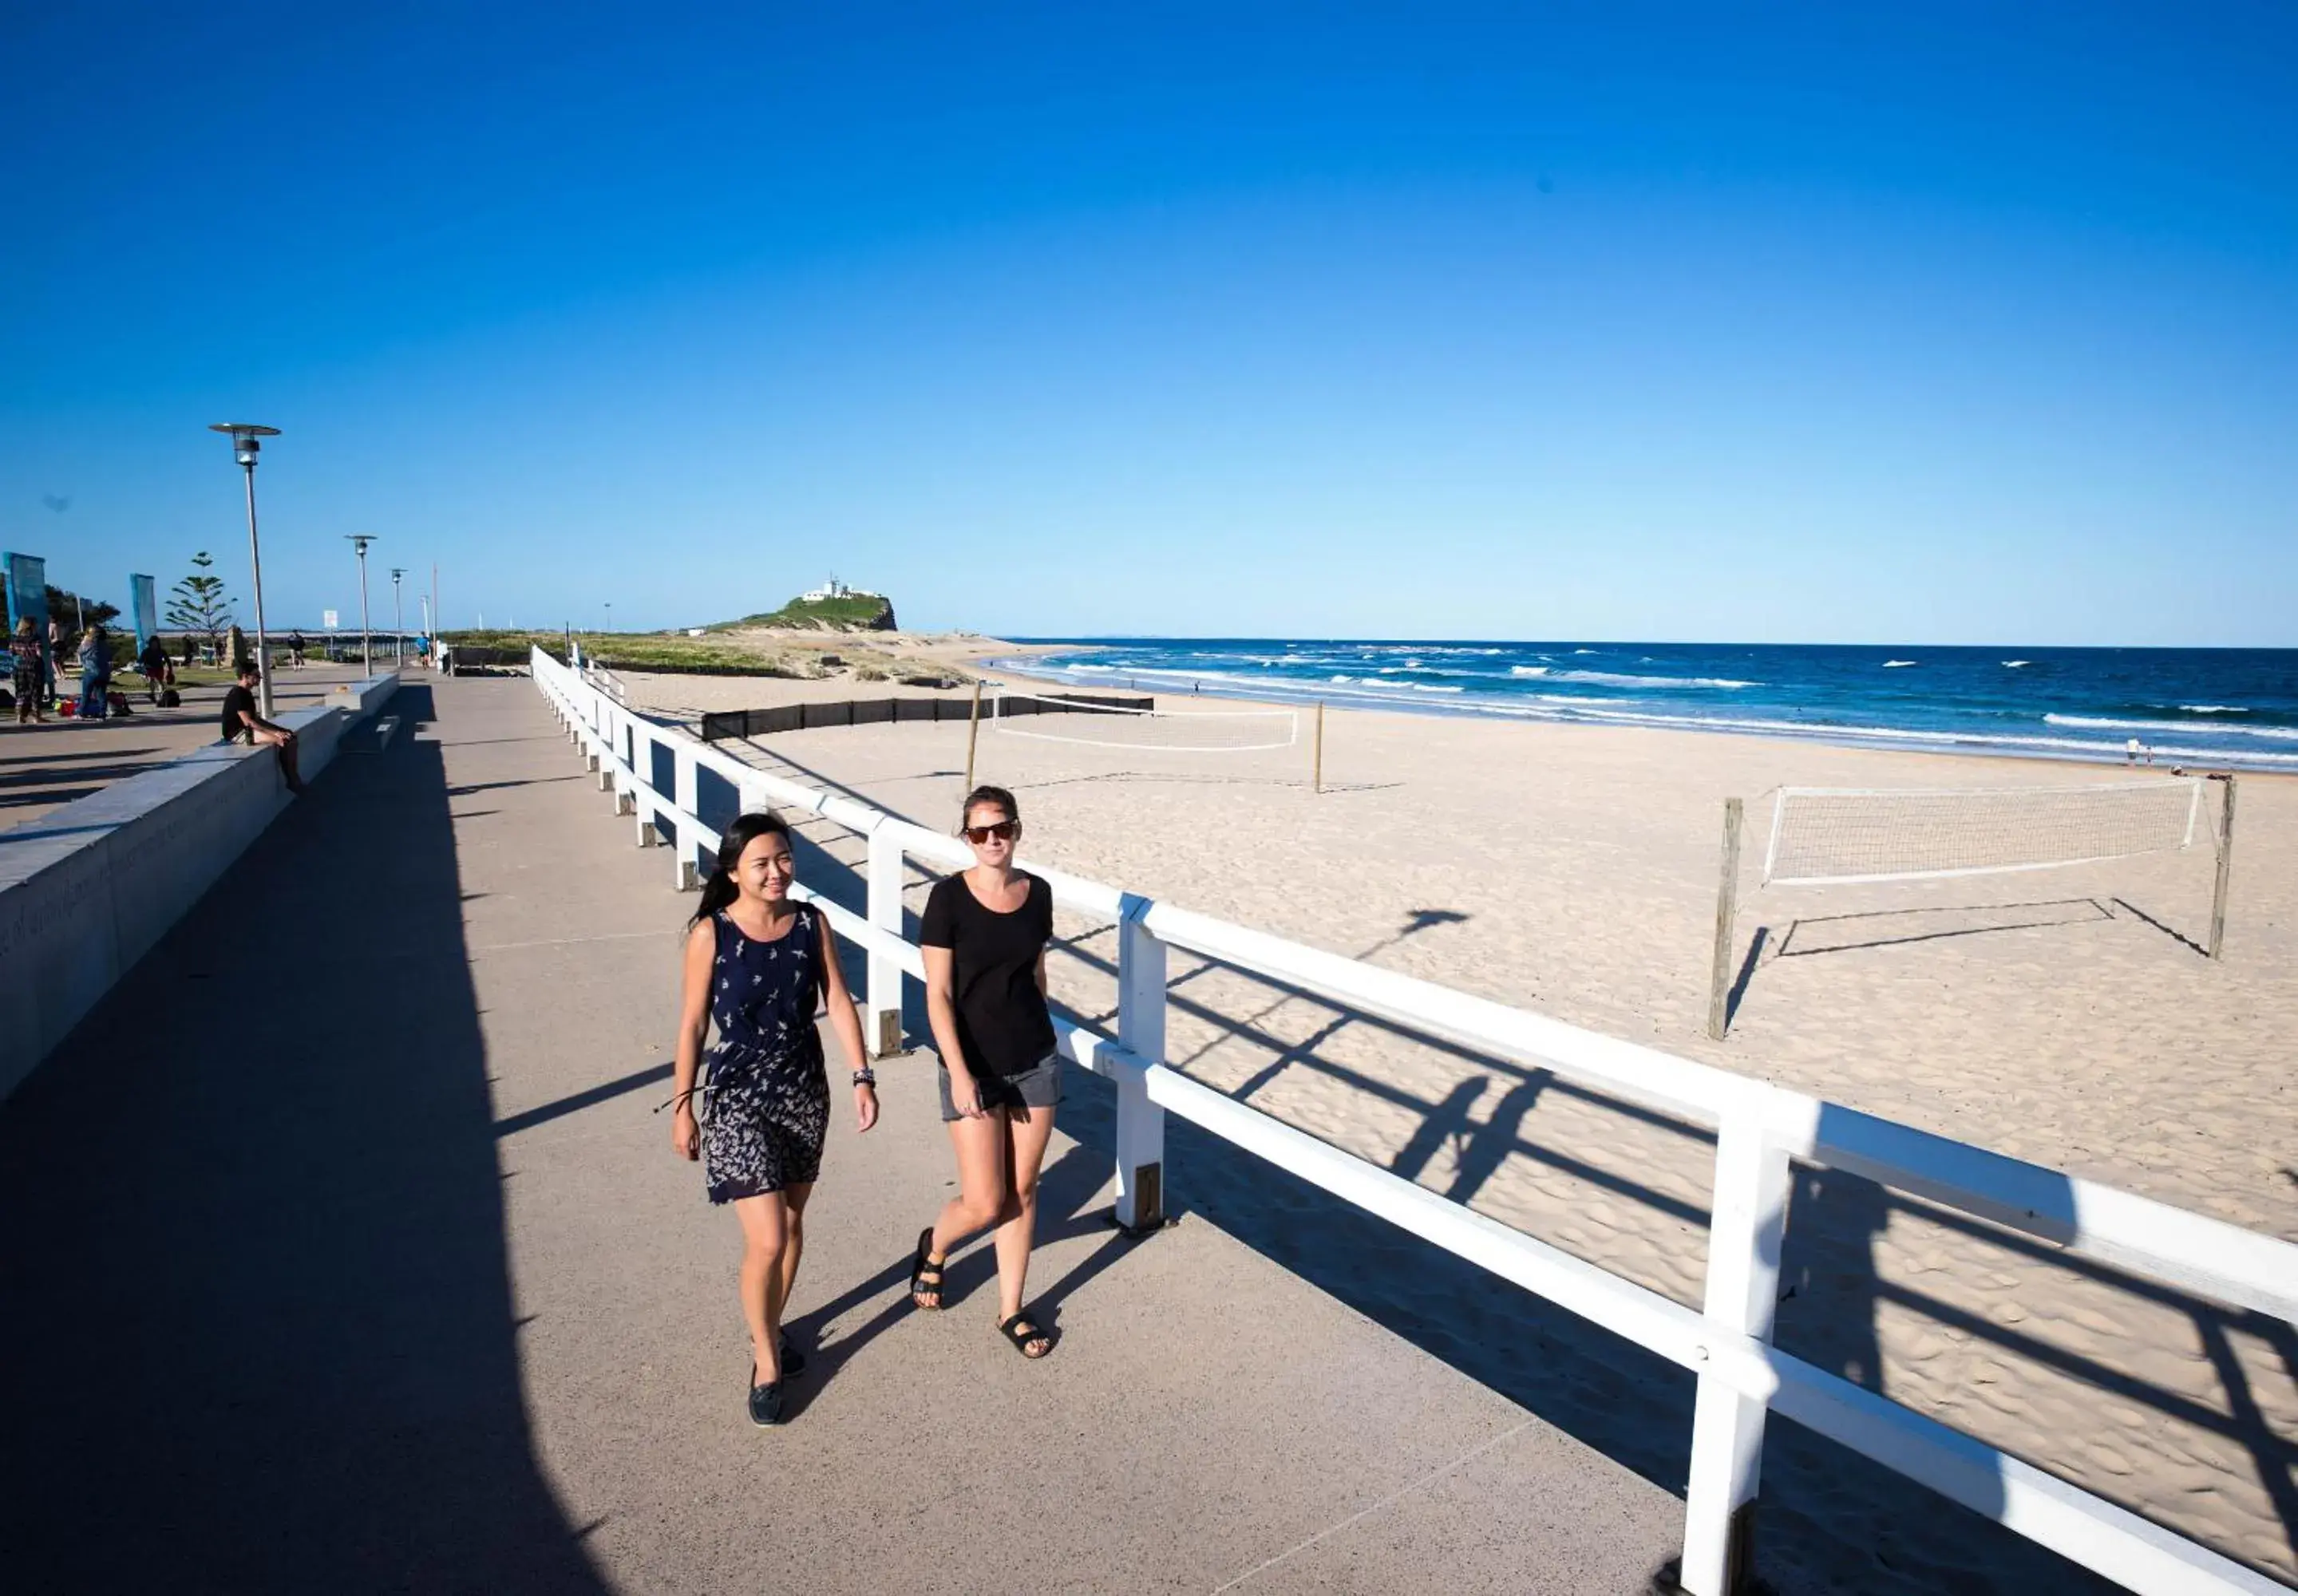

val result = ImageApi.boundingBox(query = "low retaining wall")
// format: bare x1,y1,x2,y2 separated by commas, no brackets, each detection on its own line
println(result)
699,691,1152,741
0,673,401,1101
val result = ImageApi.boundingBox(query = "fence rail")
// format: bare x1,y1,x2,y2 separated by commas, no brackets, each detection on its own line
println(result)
531,644,2295,1596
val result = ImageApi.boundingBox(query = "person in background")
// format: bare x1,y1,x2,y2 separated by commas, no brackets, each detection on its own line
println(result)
180,634,197,669
45,617,62,701
219,660,303,793
288,630,307,668
77,624,110,721
11,618,45,725
668,810,878,1425
137,633,170,705
907,784,1060,1361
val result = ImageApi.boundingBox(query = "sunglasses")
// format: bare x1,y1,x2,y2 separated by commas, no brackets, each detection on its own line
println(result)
962,820,1018,844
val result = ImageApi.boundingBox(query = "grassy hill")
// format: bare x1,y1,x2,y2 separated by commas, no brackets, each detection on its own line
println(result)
710,592,896,632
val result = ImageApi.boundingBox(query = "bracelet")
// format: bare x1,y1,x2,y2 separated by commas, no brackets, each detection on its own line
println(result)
851,1068,877,1088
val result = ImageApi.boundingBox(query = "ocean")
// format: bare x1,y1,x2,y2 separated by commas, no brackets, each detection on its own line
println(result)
995,640,2298,772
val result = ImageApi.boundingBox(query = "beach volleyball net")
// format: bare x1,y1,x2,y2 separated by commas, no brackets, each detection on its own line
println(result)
989,689,1299,753
1761,778,2205,887
1708,775,2237,1038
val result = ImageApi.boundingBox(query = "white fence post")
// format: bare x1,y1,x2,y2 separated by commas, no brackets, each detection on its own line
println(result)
865,823,905,1057
1114,894,1167,1234
1679,1116,1792,1594
671,742,701,891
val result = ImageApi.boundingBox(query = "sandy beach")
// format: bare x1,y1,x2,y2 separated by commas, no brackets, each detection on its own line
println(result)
633,661,2297,1586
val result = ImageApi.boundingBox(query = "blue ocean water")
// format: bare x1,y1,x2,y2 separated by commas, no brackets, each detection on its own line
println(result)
996,640,2298,772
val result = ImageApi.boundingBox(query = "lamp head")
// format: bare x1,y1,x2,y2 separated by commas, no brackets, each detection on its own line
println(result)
345,534,375,557
208,422,280,468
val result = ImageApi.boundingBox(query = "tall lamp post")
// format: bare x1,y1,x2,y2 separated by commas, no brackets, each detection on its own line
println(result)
390,567,405,666
345,535,377,674
208,423,282,717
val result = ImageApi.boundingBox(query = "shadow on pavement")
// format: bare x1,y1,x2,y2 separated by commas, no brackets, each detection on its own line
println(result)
0,685,607,1594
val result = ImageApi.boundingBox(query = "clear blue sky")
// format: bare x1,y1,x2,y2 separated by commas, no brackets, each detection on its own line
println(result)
5,3,2294,645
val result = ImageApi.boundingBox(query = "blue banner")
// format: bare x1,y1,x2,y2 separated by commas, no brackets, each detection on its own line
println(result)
129,573,158,654
2,551,52,690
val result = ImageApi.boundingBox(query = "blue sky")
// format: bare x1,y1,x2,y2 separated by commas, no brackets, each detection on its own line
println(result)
4,3,2294,644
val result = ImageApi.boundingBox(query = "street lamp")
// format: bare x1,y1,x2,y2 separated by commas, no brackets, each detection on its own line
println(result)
390,567,405,666
345,535,376,674
208,422,281,717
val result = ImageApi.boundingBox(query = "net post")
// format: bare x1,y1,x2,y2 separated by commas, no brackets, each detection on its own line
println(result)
2208,773,2237,960
1707,798,1744,1041
1313,700,1325,794
963,679,983,794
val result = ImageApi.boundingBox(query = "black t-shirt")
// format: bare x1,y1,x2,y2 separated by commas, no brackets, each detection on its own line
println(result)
220,684,257,742
920,871,1055,1077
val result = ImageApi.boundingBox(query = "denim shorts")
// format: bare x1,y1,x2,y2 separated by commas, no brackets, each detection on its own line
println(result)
939,1052,1063,1121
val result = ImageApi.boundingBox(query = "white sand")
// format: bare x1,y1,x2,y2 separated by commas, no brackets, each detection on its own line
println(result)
694,684,2296,1583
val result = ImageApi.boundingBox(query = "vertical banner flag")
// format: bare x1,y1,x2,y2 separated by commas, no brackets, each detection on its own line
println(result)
129,573,159,654
2,551,52,688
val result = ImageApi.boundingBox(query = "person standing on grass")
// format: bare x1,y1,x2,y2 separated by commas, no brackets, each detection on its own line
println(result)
77,624,110,720
219,660,305,793
670,810,879,1427
10,619,45,725
908,784,1058,1361
137,634,170,705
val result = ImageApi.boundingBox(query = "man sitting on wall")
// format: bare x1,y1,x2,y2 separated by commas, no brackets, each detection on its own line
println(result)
220,661,305,794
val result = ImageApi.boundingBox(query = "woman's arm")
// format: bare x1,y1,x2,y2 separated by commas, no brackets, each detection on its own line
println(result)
670,919,714,1159
922,944,983,1117
814,911,878,1132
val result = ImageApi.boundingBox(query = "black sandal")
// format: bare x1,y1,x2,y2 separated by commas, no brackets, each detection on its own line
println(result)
909,1226,946,1310
999,1310,1052,1360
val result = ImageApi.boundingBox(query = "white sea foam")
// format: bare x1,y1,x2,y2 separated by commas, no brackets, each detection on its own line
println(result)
2181,705,2249,714
2003,660,2030,668
1883,659,1918,668
2045,713,2297,741
1511,665,1752,689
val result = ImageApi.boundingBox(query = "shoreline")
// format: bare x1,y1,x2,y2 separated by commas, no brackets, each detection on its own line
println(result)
983,654,2298,780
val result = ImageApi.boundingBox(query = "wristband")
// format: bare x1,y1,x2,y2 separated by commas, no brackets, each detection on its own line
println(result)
852,1068,877,1088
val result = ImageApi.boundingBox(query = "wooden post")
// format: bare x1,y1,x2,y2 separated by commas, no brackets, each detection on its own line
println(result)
2208,773,2237,961
963,679,983,796
1312,701,1325,794
1707,798,1744,1041
1115,895,1167,1235
1680,1116,1791,1594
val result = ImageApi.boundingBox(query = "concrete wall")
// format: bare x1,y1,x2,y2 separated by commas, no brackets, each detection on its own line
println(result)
0,674,401,1101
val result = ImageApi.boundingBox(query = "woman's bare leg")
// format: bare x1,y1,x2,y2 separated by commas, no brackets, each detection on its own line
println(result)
919,1112,1011,1304
778,1181,813,1317
993,1105,1058,1326
733,1193,790,1383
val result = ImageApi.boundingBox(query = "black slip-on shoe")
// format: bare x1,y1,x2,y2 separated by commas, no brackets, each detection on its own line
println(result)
748,1365,785,1428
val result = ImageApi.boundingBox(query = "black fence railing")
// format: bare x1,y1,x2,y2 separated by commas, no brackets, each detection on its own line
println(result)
699,692,1153,742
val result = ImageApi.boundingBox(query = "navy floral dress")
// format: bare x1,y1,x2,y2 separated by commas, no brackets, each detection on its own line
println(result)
698,906,830,1203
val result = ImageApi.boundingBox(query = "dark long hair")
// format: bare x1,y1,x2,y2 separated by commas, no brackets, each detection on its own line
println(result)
690,809,795,926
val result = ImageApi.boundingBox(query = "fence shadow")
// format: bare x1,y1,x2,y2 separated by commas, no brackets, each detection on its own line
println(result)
695,728,2284,1591
0,683,608,1594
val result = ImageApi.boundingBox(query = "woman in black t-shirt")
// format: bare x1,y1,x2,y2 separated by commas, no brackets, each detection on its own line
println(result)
910,784,1058,1358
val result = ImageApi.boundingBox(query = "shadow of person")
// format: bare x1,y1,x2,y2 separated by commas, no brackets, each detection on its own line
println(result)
0,683,609,1594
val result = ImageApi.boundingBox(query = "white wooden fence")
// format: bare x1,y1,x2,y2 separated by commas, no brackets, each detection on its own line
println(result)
534,645,2296,1596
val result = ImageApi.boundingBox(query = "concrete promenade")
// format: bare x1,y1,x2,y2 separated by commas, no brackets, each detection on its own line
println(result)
1,660,385,828
0,672,1683,1593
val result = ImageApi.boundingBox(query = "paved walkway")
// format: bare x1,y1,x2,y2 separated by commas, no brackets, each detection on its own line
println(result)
0,671,1683,1594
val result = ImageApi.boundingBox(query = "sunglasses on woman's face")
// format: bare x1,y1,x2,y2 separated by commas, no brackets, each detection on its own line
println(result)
963,820,1018,844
